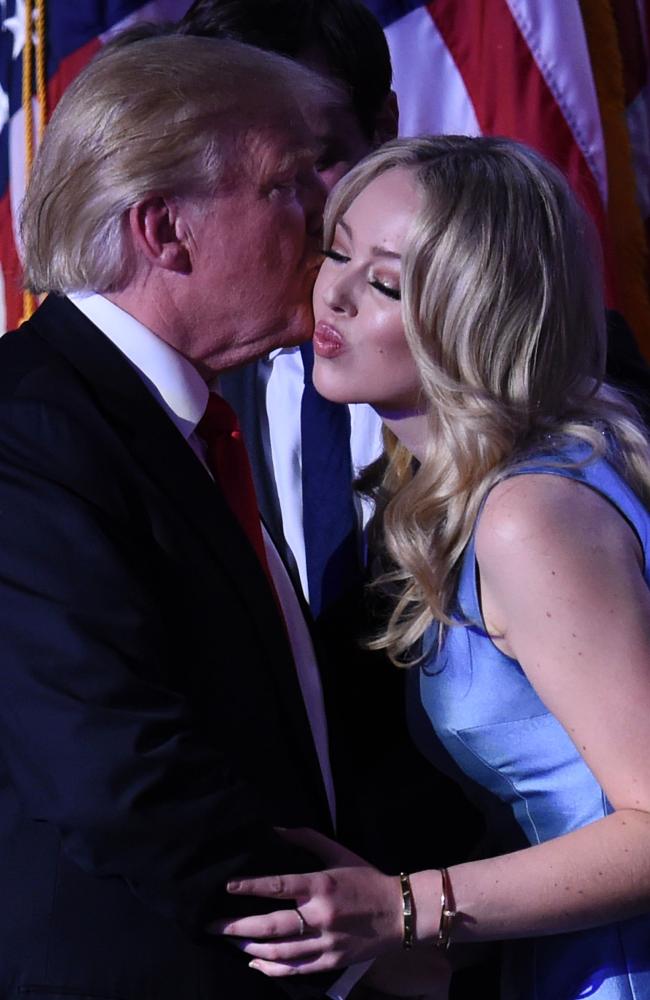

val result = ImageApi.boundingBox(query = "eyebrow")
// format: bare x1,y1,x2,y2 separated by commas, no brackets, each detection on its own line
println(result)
274,147,317,174
337,217,402,260
256,142,318,184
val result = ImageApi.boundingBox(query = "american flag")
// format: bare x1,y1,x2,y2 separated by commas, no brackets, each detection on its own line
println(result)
364,0,650,361
0,0,189,332
2,0,650,362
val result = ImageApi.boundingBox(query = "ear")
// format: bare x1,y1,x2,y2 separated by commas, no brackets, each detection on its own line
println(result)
373,90,399,146
127,196,191,275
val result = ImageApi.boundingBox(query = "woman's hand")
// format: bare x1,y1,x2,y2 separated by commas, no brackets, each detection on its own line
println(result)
211,828,404,975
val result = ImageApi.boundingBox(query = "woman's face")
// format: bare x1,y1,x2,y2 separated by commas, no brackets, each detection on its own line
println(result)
312,167,423,411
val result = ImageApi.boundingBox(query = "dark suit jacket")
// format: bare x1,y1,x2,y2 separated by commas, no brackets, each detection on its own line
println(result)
0,295,337,1000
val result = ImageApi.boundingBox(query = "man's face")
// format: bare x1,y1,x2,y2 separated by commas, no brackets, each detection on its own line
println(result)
298,46,376,193
312,101,375,192
173,128,327,378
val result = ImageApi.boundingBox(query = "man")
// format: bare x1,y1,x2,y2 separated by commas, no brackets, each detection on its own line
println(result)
0,33,368,1000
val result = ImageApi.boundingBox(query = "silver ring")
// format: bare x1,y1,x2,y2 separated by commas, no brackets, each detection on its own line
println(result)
295,907,306,937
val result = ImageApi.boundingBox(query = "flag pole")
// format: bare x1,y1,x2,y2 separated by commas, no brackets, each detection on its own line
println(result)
20,0,46,325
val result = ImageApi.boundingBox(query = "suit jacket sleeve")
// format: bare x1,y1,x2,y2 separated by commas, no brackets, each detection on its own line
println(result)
0,394,321,960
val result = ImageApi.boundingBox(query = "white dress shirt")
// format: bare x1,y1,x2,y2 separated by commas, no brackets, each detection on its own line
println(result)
264,346,384,602
68,293,365,999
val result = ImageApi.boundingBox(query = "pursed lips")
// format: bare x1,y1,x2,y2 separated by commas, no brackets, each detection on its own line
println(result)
313,320,345,358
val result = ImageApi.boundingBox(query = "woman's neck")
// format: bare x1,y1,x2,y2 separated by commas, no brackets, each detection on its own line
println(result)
375,407,430,462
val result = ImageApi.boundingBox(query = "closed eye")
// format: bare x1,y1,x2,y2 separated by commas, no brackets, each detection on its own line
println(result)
322,248,350,263
370,279,401,301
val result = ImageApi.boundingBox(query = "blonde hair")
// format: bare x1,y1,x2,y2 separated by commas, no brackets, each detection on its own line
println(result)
324,136,650,664
21,34,333,293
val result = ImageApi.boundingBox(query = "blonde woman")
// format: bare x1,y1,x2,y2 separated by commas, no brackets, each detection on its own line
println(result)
216,136,650,999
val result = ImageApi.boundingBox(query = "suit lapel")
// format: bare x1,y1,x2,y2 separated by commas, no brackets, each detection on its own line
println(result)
220,361,306,599
30,296,332,830
220,363,285,552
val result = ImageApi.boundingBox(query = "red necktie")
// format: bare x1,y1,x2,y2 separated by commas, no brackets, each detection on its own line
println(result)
197,393,272,579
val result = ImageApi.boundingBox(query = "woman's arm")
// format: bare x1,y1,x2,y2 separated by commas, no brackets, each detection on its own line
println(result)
431,471,650,943
217,472,650,972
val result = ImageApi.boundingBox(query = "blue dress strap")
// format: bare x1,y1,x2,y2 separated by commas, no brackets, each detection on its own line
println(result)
454,436,650,632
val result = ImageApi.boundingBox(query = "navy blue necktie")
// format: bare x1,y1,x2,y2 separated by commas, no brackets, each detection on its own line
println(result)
300,342,361,617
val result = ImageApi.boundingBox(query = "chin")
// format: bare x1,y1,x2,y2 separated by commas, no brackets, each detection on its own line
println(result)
281,329,313,349
255,318,312,356
312,375,356,405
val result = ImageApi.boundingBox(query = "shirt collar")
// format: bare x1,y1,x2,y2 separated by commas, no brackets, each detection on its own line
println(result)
68,292,208,439
268,345,301,362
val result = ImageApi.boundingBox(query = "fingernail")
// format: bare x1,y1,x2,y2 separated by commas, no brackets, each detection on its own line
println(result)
274,826,287,832
249,961,261,971
226,881,240,892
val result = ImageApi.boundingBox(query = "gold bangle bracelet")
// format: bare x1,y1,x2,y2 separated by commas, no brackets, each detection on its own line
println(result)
435,867,457,950
399,872,414,949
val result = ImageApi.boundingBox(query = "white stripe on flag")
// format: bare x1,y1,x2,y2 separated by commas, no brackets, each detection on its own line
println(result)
386,6,481,140
506,0,608,205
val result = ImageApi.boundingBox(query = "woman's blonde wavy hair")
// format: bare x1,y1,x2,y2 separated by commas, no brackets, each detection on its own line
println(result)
322,135,650,665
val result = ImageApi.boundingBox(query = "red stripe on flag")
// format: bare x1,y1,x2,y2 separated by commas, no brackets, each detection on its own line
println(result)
0,191,24,332
426,0,611,299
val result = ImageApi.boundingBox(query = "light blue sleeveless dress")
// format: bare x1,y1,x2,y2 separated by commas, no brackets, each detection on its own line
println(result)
407,437,650,999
